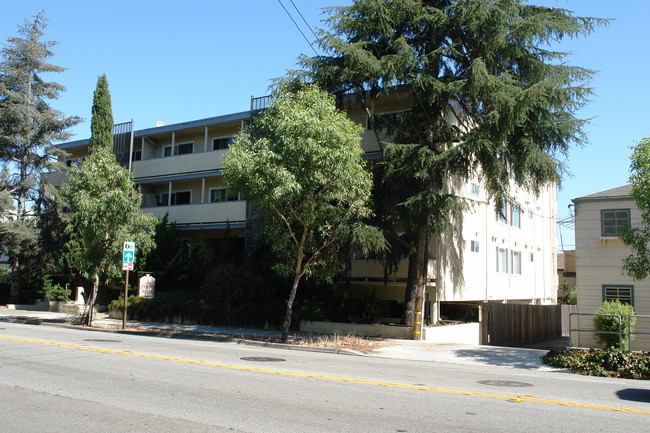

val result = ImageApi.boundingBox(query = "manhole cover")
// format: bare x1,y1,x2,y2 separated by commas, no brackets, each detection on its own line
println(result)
477,380,533,388
83,339,122,343
240,357,286,362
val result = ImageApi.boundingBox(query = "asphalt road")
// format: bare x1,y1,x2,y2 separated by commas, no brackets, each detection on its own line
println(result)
0,322,648,432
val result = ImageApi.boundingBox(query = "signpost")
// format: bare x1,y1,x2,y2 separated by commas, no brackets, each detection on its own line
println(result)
122,242,135,329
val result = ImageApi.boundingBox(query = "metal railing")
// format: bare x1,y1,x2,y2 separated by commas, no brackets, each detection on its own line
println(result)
569,312,622,349
628,314,650,352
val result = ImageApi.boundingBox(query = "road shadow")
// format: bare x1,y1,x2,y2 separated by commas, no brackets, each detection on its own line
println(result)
617,389,650,403
452,346,546,369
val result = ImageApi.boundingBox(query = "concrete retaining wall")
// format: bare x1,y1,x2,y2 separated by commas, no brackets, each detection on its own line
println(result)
423,322,480,344
300,320,413,339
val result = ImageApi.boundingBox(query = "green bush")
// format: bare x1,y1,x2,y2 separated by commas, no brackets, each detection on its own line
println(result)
593,300,636,350
543,348,650,380
557,280,577,305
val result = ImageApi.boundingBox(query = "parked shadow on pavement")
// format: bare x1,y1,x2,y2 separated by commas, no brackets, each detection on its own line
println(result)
617,389,650,403
452,347,546,369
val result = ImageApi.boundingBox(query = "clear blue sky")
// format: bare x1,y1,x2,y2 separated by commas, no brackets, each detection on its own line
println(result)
2,1,646,250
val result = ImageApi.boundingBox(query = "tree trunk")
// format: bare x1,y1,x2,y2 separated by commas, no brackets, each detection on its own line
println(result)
402,252,419,326
413,226,428,340
86,273,99,326
8,256,21,304
281,273,302,343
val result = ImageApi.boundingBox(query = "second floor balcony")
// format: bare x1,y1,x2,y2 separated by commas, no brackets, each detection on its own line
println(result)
132,149,227,181
142,200,246,229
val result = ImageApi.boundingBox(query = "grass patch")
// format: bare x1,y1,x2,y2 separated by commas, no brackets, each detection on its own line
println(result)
542,348,650,380
296,332,383,350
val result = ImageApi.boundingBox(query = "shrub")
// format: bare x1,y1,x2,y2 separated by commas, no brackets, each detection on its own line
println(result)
593,300,636,350
557,280,577,305
543,348,650,380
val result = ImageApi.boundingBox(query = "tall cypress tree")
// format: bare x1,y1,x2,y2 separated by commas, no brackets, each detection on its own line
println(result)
0,11,80,303
88,74,113,155
298,0,606,327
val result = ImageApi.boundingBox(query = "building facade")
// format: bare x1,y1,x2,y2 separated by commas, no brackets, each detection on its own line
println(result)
50,91,558,323
573,185,650,350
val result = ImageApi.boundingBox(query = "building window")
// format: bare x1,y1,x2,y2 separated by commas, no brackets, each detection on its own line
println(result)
471,184,480,197
529,252,534,262
163,142,194,157
213,137,233,150
602,285,633,305
528,209,534,219
496,200,508,224
470,240,479,253
496,247,508,273
510,204,520,228
132,150,142,161
209,188,239,202
159,191,191,206
65,158,84,167
511,250,522,274
601,209,630,237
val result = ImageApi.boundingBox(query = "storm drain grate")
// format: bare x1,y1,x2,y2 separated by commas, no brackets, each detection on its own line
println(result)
240,357,286,362
477,380,533,387
83,339,122,343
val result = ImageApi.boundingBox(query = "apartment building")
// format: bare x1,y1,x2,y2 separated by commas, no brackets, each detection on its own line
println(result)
50,91,557,322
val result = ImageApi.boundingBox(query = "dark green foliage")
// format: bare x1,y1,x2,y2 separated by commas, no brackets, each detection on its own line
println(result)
0,11,80,302
296,0,606,324
88,74,113,154
108,291,286,329
141,214,207,292
543,348,650,380
621,137,650,280
593,300,636,350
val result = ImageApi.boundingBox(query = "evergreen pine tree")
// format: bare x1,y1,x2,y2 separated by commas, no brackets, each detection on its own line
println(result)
88,74,113,155
298,0,606,327
0,11,80,303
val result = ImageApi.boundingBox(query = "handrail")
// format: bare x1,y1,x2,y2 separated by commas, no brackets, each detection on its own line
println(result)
569,313,622,349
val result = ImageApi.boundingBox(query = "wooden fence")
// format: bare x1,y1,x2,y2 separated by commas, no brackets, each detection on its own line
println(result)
480,303,577,346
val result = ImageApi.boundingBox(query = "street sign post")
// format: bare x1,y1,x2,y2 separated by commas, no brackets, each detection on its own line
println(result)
122,242,135,329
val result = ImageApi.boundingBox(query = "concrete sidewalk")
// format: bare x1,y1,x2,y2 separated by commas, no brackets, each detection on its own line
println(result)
0,307,559,371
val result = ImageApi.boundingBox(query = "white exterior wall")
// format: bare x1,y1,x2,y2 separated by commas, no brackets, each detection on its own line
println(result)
574,197,650,350
437,181,557,305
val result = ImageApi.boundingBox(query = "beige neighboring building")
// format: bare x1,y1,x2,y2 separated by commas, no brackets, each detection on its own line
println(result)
50,90,558,324
573,185,650,350
557,250,576,295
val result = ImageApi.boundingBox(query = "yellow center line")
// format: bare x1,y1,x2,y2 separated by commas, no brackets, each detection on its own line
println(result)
2,335,649,415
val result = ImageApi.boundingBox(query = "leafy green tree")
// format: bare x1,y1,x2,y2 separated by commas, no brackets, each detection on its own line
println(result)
621,137,650,280
296,0,606,326
63,76,156,324
557,280,576,305
593,300,635,351
0,11,80,302
224,85,384,342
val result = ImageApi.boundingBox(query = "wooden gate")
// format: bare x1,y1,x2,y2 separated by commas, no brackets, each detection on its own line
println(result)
480,303,571,346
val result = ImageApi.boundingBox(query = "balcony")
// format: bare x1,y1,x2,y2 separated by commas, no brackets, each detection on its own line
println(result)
349,258,437,283
142,200,246,228
43,170,68,188
132,149,228,181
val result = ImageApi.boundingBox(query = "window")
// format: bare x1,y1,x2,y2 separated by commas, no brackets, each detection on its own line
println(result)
601,209,630,237
510,204,520,228
163,142,194,157
511,250,521,274
471,184,480,197
213,137,233,150
496,247,508,273
132,150,142,161
65,157,84,167
210,188,239,202
496,200,508,224
528,209,534,220
602,285,633,305
470,240,479,253
159,191,191,206
529,252,534,262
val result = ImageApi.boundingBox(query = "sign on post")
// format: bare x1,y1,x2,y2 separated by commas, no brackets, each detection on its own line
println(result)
122,241,135,330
